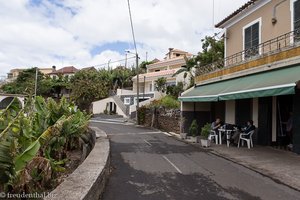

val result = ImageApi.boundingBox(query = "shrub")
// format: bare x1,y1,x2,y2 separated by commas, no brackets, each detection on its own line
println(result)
188,120,199,137
201,123,211,139
166,82,184,98
137,106,147,125
160,95,180,109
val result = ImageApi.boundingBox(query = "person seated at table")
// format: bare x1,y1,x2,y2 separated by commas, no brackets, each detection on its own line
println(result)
208,118,222,141
211,118,222,132
232,120,256,145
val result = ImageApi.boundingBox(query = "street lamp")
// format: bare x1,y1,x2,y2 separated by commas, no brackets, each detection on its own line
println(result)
126,51,139,121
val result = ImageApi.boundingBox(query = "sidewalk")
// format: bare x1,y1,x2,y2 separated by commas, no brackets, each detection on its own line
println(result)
168,132,300,191
208,144,300,191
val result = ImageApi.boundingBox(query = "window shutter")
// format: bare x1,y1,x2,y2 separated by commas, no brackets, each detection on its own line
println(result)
244,22,260,57
244,26,252,50
251,22,259,47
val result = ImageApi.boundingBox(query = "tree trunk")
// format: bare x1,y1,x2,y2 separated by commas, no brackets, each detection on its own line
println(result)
151,107,156,127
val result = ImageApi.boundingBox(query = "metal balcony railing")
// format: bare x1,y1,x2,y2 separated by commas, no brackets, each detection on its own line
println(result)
196,28,300,76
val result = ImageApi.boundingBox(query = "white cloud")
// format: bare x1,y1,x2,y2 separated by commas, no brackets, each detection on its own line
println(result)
0,0,249,76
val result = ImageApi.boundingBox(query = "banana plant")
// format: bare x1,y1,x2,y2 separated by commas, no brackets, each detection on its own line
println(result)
0,96,90,193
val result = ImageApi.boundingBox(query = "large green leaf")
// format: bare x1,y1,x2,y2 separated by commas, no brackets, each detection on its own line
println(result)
14,116,66,172
14,140,41,172
0,138,14,184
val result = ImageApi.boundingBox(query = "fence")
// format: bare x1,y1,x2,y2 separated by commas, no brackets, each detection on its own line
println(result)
196,28,300,76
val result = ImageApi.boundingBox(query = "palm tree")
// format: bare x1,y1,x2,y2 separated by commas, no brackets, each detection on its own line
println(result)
172,56,196,87
155,77,167,93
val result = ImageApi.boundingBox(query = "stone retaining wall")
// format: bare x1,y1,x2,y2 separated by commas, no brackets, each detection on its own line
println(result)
143,108,181,134
46,127,110,200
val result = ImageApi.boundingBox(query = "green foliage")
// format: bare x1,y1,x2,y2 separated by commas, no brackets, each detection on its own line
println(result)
166,82,184,98
112,66,135,89
1,68,42,95
137,106,147,125
139,61,154,72
70,69,110,111
160,95,180,109
1,66,136,113
155,77,167,93
194,36,224,75
1,68,71,98
188,120,199,137
201,123,211,139
172,56,196,88
0,96,90,193
148,95,180,109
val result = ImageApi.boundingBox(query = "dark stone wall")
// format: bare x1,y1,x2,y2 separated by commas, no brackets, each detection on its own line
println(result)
293,89,300,154
142,109,181,134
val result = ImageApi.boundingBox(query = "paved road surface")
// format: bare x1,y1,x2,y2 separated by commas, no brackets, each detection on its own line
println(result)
90,117,300,200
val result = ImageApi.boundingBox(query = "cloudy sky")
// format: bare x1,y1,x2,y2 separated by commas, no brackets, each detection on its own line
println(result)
0,0,249,77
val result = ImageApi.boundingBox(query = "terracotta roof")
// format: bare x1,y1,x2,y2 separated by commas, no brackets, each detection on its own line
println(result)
215,0,259,28
49,66,78,75
132,69,176,80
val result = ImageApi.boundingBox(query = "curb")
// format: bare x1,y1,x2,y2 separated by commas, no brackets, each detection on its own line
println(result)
46,127,110,200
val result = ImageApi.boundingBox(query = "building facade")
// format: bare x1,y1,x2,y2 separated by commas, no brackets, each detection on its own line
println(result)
48,66,78,80
179,0,300,153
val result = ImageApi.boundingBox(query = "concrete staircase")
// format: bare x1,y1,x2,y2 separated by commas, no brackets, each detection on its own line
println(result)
112,95,128,115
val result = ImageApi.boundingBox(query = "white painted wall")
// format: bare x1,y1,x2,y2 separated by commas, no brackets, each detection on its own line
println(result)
0,95,25,107
225,100,235,124
92,97,127,117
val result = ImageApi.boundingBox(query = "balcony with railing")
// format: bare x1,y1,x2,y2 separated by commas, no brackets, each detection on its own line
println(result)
195,28,300,84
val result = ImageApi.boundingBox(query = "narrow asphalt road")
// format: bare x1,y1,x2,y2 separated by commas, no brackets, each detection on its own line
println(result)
90,117,300,200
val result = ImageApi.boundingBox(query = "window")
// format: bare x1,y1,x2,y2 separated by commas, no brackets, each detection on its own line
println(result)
244,21,260,58
166,82,176,87
149,83,153,92
124,98,131,105
294,0,300,42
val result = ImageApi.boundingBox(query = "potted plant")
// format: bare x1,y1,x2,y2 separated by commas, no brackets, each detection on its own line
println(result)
186,120,200,143
200,123,211,147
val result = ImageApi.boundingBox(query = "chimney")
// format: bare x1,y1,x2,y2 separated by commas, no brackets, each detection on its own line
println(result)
168,48,174,59
52,66,56,72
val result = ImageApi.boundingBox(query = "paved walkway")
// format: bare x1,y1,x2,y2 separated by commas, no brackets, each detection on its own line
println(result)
207,144,300,191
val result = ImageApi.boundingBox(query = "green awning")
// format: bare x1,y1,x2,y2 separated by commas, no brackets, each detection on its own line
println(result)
179,65,300,102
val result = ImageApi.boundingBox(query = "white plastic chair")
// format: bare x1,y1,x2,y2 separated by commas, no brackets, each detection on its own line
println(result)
238,130,255,149
208,130,219,144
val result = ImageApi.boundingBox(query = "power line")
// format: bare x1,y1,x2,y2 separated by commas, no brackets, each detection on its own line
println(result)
91,56,136,68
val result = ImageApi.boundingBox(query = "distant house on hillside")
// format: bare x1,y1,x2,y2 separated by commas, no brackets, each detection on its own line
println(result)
6,67,55,83
49,66,78,80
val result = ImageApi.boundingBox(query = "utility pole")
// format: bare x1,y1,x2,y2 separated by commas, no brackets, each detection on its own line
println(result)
127,0,139,123
125,53,128,68
34,67,38,98
108,59,111,70
136,53,139,119
146,51,148,62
